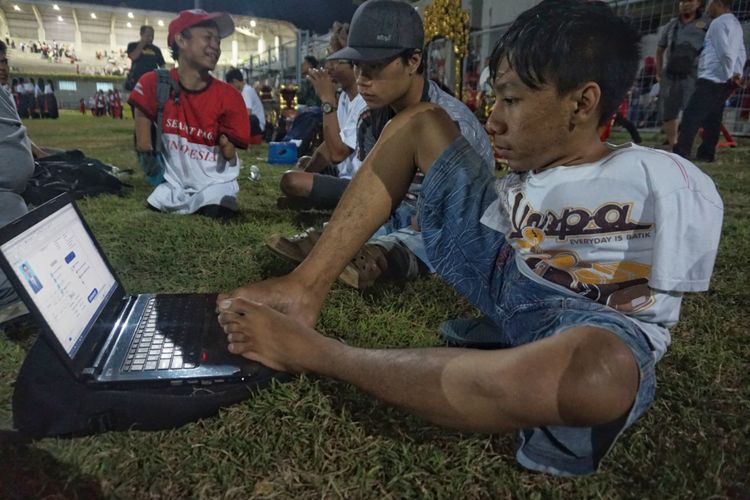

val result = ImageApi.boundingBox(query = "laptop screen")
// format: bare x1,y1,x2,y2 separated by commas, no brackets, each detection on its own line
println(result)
0,203,118,358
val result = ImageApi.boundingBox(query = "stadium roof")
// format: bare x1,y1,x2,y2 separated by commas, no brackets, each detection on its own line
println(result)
6,0,363,34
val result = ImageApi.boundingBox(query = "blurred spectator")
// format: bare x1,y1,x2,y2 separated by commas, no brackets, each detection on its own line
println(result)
125,25,165,91
655,0,710,147
226,68,265,143
675,0,746,162
297,55,322,107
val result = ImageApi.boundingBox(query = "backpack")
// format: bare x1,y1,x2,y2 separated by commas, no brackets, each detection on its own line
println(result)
136,68,180,182
22,149,132,207
13,335,290,438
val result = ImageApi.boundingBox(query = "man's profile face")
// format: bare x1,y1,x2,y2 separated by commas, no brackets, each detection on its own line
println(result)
229,79,244,92
328,59,354,88
0,52,9,86
353,54,415,110
179,26,222,71
485,59,580,172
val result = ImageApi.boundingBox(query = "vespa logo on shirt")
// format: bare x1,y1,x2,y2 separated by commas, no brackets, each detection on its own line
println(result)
508,192,652,241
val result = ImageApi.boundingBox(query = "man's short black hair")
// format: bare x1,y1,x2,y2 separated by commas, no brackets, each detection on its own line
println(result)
0,40,6,53
225,67,244,84
140,25,153,36
170,20,219,60
489,0,640,126
304,55,319,68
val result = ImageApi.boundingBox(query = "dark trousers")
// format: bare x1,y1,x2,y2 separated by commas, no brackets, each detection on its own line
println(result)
674,78,733,160
614,113,641,144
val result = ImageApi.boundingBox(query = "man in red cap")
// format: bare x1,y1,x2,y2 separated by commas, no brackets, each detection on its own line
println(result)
128,10,250,219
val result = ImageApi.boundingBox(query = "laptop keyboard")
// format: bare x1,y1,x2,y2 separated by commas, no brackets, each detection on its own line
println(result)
122,295,216,372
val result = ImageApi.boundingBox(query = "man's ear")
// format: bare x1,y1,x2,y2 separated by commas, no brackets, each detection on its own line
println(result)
408,50,422,75
570,82,602,127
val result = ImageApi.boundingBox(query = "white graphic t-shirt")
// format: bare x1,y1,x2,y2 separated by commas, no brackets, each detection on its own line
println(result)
129,69,250,213
480,144,723,360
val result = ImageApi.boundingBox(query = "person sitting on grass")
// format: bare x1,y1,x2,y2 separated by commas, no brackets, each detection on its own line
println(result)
128,10,250,219
266,0,493,289
225,68,266,145
217,0,723,476
276,22,368,211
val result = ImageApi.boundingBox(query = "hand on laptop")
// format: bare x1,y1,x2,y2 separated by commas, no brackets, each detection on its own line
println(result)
216,296,339,373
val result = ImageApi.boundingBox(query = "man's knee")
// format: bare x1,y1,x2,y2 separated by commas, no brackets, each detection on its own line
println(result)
557,326,639,425
378,103,461,172
280,171,312,198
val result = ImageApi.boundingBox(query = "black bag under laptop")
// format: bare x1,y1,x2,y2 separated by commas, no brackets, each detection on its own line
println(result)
12,335,288,438
1,194,290,438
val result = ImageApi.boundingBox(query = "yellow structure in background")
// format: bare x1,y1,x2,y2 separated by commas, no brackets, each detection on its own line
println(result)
423,0,469,99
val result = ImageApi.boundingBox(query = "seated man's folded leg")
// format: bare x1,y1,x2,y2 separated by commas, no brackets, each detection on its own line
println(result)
416,135,508,319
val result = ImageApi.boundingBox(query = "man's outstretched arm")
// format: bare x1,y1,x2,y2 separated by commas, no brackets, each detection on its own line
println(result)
218,298,639,433
221,103,460,326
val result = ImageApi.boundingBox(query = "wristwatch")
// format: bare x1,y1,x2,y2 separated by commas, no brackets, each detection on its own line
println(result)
321,101,337,114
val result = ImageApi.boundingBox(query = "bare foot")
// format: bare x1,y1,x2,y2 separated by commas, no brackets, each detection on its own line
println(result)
217,273,324,329
217,297,337,373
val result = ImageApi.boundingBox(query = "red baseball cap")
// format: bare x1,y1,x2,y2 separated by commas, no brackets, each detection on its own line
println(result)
167,9,234,46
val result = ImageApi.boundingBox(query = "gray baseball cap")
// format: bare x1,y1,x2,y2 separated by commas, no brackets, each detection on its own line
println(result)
327,0,424,62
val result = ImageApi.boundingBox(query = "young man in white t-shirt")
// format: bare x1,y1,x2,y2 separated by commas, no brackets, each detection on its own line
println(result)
217,0,723,476
225,68,265,140
276,28,367,210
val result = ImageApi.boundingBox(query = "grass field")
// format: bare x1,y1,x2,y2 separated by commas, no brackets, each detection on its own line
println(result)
1,110,748,498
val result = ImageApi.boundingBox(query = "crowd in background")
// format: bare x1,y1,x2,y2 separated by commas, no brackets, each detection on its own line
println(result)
9,76,58,119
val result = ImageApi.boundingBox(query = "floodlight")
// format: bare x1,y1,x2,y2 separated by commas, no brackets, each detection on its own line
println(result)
128,12,134,19
250,20,256,28
13,5,21,11
90,12,96,19
158,20,164,27
53,4,60,10
57,15,63,22
127,22,132,28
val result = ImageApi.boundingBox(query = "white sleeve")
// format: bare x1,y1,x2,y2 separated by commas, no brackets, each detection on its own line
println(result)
650,186,723,292
711,18,734,81
248,87,265,130
338,94,367,151
240,86,254,111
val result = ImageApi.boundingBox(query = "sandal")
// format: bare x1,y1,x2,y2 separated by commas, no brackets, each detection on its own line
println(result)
265,227,323,264
338,244,388,289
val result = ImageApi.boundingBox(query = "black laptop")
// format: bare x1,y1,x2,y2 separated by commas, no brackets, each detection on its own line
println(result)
0,194,261,386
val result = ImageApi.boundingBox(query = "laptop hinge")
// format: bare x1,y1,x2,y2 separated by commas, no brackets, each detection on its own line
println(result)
89,296,136,375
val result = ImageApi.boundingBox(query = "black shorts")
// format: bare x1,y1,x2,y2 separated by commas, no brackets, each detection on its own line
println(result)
309,173,350,209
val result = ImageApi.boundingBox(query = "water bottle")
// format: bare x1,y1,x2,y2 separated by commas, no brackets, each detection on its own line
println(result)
248,165,261,181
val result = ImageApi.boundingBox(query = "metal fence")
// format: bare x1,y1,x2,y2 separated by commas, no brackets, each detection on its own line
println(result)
463,0,750,136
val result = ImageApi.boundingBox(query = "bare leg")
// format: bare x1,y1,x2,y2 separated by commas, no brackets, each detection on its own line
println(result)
223,103,460,325
219,298,640,433
280,171,314,198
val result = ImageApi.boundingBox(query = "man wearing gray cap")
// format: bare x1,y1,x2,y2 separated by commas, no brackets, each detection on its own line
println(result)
269,0,492,289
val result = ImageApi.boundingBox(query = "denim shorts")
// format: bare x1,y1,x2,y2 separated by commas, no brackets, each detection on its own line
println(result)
416,136,657,476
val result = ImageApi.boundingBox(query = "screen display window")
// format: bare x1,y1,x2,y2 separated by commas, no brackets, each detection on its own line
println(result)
1,205,117,357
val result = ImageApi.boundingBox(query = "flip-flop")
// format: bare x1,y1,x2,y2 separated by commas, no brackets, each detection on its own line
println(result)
265,227,322,264
338,244,388,289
